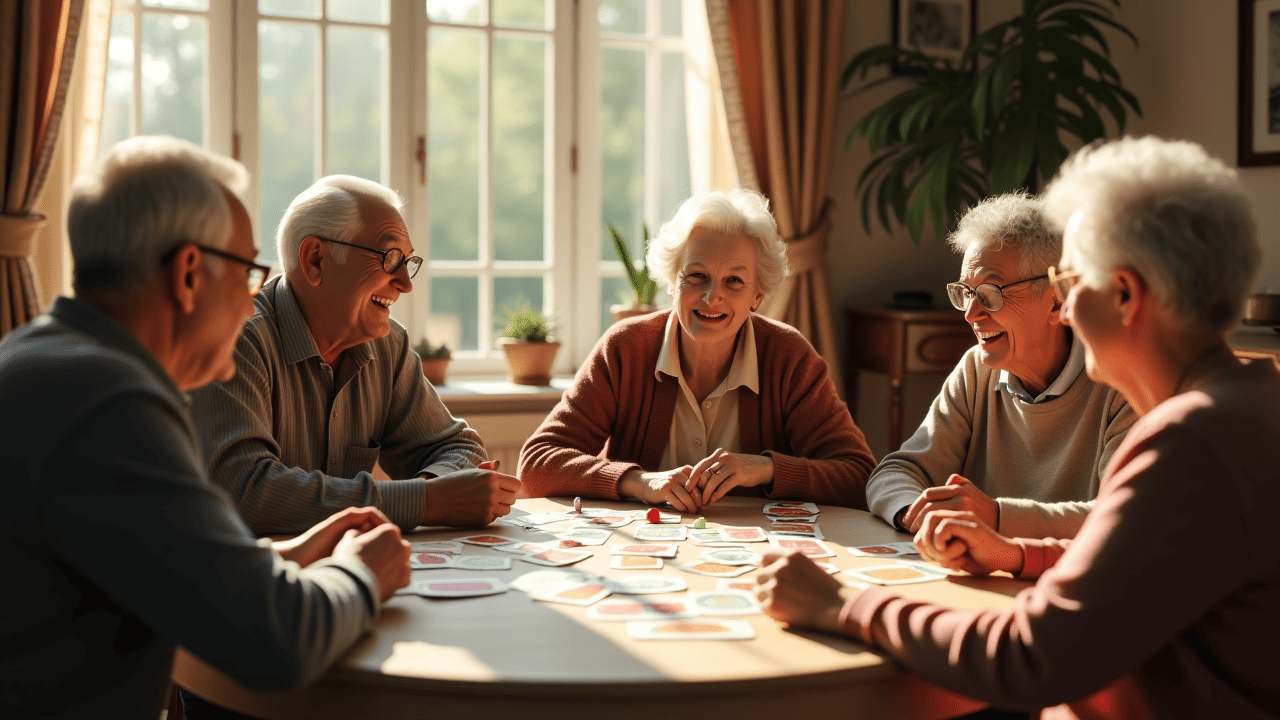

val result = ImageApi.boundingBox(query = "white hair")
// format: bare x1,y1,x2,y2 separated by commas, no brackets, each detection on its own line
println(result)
276,175,404,273
947,192,1061,296
1042,137,1260,332
646,188,789,296
68,135,248,295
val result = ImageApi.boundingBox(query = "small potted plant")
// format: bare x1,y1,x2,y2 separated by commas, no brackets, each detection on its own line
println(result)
606,221,658,323
414,337,452,386
496,302,560,386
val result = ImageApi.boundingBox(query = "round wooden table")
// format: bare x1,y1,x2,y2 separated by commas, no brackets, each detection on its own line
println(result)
174,497,1029,719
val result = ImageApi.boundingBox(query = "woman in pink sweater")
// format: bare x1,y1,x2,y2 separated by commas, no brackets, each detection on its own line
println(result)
519,189,874,512
757,138,1280,719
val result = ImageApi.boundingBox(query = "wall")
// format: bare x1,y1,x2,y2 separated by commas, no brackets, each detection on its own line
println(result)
829,0,1269,458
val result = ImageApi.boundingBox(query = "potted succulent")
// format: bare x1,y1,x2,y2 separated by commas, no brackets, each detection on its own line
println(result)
414,337,451,386
606,221,658,323
496,302,560,386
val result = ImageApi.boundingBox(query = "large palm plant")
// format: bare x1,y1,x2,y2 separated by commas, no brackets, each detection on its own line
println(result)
845,0,1140,244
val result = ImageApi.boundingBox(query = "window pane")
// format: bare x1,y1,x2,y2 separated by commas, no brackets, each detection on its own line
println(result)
327,26,386,183
600,276,631,334
427,28,481,262
493,0,547,29
493,276,545,339
599,46,645,262
659,51,690,224
258,20,317,267
427,0,482,24
328,0,388,24
430,276,480,351
100,12,134,156
661,0,681,36
140,13,205,145
598,0,644,34
143,0,208,9
492,36,545,262
259,0,320,19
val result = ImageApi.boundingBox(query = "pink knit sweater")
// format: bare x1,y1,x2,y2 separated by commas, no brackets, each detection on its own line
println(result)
519,311,875,509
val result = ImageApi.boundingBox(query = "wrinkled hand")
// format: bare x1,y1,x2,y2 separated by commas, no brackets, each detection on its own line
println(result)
422,469,521,527
684,450,774,507
902,474,998,533
755,550,856,633
275,506,393,568
619,467,700,513
333,523,411,602
913,510,1024,576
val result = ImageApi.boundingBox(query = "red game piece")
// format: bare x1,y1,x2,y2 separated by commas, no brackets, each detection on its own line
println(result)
646,507,661,524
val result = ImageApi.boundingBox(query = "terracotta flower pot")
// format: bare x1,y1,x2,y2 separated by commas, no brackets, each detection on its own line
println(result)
610,303,658,324
420,357,450,386
496,338,561,385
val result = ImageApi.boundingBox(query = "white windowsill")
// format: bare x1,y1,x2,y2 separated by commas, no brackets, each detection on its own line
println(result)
435,377,574,415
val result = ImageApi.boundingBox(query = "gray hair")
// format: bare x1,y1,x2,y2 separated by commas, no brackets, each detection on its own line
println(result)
1042,137,1260,332
947,191,1061,296
276,175,404,273
647,188,789,296
68,135,248,295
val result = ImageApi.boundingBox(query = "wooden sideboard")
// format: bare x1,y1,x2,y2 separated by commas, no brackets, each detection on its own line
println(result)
844,307,976,452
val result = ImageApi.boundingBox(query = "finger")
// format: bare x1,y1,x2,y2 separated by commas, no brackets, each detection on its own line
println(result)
479,459,500,471
920,484,963,501
707,473,744,505
496,473,521,492
701,465,732,502
686,456,716,491
902,493,930,532
946,474,971,486
663,481,698,514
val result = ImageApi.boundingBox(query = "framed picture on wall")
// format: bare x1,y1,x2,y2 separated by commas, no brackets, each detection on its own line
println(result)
1239,0,1280,165
891,0,977,76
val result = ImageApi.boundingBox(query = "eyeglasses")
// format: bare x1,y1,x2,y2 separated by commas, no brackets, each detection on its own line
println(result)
946,274,1048,312
1047,266,1083,303
317,236,422,279
162,243,272,296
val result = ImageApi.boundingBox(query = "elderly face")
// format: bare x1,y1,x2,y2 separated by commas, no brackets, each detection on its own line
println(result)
958,241,1064,383
313,197,413,351
188,192,258,388
674,228,765,354
1058,213,1123,387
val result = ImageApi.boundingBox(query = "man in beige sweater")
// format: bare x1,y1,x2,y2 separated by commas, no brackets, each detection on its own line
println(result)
865,193,1135,539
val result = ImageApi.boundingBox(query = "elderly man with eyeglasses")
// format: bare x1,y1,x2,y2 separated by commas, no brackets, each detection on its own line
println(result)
190,175,519,535
865,192,1136,540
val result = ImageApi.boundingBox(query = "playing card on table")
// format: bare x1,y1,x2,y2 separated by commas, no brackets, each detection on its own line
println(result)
627,619,755,640
571,515,633,528
767,536,836,558
519,548,594,567
457,534,516,547
718,526,769,543
700,548,761,566
495,517,543,531
450,555,513,571
513,511,572,525
610,555,664,570
845,541,919,558
494,541,553,556
587,598,695,622
410,541,463,555
610,543,679,558
687,589,762,616
763,501,819,514
843,564,948,586
716,578,758,592
633,525,688,542
762,506,820,520
768,522,824,539
603,573,688,595
554,528,613,546
813,561,840,574
509,569,599,594
689,529,728,544
410,552,455,569
675,561,754,578
406,577,508,598
530,580,612,606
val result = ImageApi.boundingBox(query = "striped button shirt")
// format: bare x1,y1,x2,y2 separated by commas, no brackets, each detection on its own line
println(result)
190,276,487,533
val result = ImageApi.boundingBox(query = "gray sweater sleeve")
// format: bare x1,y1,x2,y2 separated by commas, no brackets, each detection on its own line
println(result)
45,391,378,689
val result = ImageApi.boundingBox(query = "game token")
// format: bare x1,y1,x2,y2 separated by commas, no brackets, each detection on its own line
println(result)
646,507,661,524
692,517,706,529
573,496,582,514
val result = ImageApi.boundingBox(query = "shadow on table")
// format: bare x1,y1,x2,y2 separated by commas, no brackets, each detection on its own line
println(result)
946,575,1028,599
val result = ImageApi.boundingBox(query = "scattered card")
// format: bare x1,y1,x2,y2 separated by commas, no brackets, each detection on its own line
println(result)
604,574,688,595
410,541,462,555
587,598,695,622
687,589,762,616
496,517,542,531
762,512,819,523
406,577,508,598
762,506,820,520
610,543,679,558
571,515,633,528
554,528,613,546
610,555,664,570
627,619,755,640
530,581,612,606
768,522,824,539
845,541,918,558
767,537,836,558
718,526,768,543
843,564,948,586
450,555,512,571
495,541,553,556
763,501,818,514
509,569,599,594
689,529,728,544
520,548,594,567
813,561,840,574
699,548,761,566
634,525,688,542
716,578,759,592
516,511,573,525
676,561,754,578
410,552,454,569
457,534,516,547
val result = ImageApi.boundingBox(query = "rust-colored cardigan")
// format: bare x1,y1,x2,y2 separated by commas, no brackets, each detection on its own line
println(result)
519,311,875,509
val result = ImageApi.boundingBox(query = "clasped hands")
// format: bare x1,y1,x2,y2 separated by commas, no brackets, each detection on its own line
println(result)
620,448,774,513
273,506,411,601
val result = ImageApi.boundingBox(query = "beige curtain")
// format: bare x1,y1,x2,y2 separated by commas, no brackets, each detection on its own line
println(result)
682,0,741,195
0,0,84,336
707,0,844,390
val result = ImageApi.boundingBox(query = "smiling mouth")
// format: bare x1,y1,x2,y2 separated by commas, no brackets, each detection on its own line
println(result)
694,309,727,321
975,329,1004,342
372,295,395,308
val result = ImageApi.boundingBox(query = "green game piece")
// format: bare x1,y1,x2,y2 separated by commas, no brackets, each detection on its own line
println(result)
693,517,706,529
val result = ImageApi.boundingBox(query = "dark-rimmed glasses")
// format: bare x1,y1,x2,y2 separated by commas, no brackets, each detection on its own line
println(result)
1047,266,1083,303
317,236,422,279
162,243,271,296
946,274,1048,312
